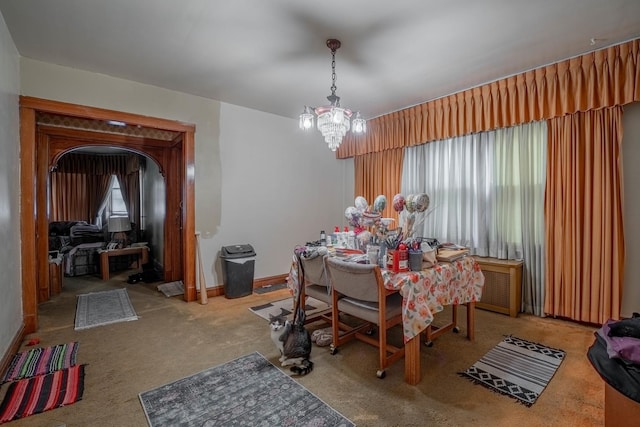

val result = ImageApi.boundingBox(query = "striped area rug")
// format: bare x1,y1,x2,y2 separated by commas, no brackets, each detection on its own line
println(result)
0,364,85,423
1,342,79,384
459,335,566,406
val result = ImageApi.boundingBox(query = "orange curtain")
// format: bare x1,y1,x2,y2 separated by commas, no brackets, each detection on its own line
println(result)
50,172,90,221
338,39,640,158
117,155,141,225
544,107,625,323
50,153,136,223
354,148,404,222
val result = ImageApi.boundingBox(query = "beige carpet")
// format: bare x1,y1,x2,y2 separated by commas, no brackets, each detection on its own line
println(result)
3,272,605,426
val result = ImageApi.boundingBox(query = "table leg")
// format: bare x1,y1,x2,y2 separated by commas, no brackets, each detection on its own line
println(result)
424,305,459,345
100,252,110,281
404,335,421,385
466,302,475,341
141,248,149,265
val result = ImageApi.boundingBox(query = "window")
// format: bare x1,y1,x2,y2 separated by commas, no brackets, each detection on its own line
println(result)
98,175,128,226
110,177,128,216
401,121,546,260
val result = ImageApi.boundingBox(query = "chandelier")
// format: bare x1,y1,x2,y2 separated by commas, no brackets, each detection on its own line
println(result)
299,39,366,151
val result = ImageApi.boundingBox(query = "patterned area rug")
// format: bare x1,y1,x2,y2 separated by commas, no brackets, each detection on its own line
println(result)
1,342,79,384
74,288,138,330
139,352,354,427
459,335,566,406
249,297,329,321
0,365,85,423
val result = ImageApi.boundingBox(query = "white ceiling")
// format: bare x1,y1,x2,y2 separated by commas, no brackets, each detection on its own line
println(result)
2,0,640,121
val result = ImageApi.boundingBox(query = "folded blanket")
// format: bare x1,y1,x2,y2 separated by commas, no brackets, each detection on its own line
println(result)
597,319,640,364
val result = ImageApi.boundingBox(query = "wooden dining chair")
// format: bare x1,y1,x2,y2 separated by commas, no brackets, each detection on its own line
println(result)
297,251,332,325
325,257,405,379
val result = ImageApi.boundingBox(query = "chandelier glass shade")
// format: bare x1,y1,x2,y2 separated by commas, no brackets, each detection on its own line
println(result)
299,39,366,152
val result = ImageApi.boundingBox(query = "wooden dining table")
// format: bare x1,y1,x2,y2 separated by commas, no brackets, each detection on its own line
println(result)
287,250,485,385
380,256,485,385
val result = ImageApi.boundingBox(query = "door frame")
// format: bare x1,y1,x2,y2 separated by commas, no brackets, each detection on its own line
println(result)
19,96,197,333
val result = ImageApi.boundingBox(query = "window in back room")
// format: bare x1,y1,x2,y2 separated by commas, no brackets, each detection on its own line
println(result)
97,175,129,226
110,176,127,217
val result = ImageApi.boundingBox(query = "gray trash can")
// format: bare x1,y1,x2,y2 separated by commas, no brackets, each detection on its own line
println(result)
220,244,256,298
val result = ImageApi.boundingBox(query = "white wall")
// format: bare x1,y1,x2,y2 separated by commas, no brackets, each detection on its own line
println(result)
0,13,22,357
19,58,354,289
215,102,353,285
622,102,640,318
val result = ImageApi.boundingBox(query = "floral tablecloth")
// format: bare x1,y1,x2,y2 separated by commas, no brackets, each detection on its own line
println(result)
381,256,485,342
287,250,485,344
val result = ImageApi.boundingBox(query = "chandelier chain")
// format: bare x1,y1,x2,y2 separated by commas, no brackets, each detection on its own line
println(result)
330,50,337,100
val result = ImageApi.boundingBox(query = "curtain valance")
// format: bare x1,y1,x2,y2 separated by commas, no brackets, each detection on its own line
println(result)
54,153,140,175
337,39,640,158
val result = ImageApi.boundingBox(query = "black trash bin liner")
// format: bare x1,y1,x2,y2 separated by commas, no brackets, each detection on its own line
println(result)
220,244,256,298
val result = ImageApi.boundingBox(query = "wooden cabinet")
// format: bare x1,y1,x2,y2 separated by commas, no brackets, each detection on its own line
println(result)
473,256,523,317
605,383,640,426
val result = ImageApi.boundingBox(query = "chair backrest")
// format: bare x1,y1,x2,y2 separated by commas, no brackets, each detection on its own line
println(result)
299,253,330,288
326,257,380,303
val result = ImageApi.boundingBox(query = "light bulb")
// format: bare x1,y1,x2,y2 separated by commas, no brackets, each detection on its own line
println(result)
299,108,314,130
352,112,366,134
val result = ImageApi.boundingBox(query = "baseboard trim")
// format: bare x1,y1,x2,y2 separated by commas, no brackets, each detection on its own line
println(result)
0,323,25,380
197,273,289,300
253,274,288,289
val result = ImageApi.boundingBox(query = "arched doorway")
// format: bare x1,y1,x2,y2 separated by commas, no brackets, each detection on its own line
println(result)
19,96,197,333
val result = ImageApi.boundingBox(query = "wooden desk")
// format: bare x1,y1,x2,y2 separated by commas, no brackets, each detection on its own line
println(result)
99,246,149,281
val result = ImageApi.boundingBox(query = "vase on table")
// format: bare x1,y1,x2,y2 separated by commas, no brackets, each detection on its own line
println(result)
366,245,380,265
377,242,388,268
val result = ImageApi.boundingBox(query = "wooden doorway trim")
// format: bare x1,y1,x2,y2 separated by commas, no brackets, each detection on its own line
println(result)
19,96,197,333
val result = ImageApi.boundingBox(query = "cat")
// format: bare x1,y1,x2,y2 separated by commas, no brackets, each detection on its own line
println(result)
269,308,313,375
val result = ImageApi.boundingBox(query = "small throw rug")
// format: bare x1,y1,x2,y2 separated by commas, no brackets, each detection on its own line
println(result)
157,280,184,297
459,335,566,406
0,364,85,424
1,342,79,384
139,352,354,427
75,288,138,330
249,296,329,321
253,282,287,294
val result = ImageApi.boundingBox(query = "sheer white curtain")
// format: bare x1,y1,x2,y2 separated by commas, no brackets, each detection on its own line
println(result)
95,175,117,228
401,121,547,315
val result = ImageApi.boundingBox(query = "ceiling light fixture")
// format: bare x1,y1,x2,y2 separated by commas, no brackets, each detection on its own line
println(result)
299,39,366,152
